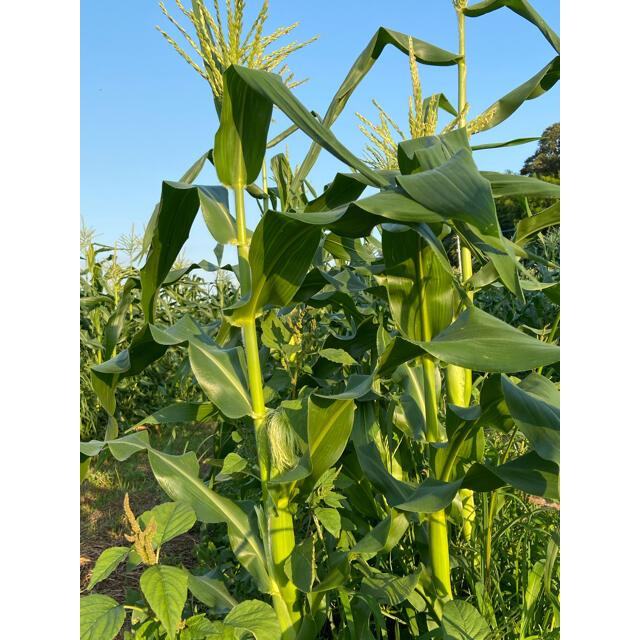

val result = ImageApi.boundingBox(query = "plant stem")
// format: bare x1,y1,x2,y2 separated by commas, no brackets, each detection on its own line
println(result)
417,236,453,598
233,183,298,638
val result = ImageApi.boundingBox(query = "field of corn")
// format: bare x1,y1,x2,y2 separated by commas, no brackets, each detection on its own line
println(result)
80,1,561,638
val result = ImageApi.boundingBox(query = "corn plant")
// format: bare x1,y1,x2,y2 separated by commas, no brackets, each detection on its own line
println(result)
81,1,559,638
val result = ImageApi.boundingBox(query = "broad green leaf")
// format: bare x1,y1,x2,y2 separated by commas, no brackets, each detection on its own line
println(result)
394,361,429,440
360,566,421,606
316,507,341,538
103,278,137,359
107,431,150,461
397,149,503,245
271,396,355,485
293,27,461,189
305,172,372,212
140,565,188,640
515,201,560,244
149,315,211,346
139,502,197,547
285,537,315,593
131,402,215,429
214,65,273,187
482,172,560,199
147,448,270,591
80,594,126,640
218,452,248,476
382,226,455,341
142,149,213,253
319,348,358,365
421,306,560,372
463,452,559,500
188,338,253,419
198,185,237,245
140,181,202,322
187,572,237,613
234,210,322,321
441,599,491,640
227,65,388,188
223,600,281,640
464,0,559,53
466,57,559,134
375,336,427,379
350,516,392,556
501,373,559,464
86,547,129,590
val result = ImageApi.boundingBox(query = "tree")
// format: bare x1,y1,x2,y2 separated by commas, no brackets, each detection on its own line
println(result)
520,122,560,177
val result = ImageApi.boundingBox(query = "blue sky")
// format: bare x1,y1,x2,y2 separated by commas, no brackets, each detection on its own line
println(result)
81,0,559,263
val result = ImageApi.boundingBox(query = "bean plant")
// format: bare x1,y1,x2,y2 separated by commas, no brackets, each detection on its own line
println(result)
81,1,560,638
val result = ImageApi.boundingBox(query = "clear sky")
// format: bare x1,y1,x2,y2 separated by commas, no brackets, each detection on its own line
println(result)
81,0,559,263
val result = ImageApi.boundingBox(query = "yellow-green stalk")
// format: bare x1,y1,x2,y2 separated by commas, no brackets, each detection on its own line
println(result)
233,184,299,638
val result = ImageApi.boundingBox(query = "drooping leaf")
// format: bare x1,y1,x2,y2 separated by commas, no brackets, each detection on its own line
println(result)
293,27,462,189
466,57,559,134
420,306,560,372
131,402,215,429
147,448,270,591
464,0,559,53
187,572,237,613
501,373,559,464
188,338,253,419
86,547,130,591
214,65,273,188
482,172,560,199
285,537,315,593
515,201,560,244
140,565,188,640
440,599,491,640
225,65,388,188
80,594,126,640
233,210,323,321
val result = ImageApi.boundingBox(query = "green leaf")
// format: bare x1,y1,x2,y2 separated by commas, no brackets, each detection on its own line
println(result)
142,149,213,253
131,402,215,429
375,336,426,379
223,600,281,640
463,452,559,500
501,373,559,464
515,201,560,244
218,452,248,476
187,572,237,613
350,516,392,556
140,565,188,640
466,57,559,134
440,599,491,640
226,65,388,188
234,210,323,320
107,431,150,461
188,338,253,419
521,561,545,638
382,226,455,341
140,181,202,322
285,537,315,593
198,185,237,245
271,395,355,485
397,148,502,243
471,137,540,151
80,594,126,640
482,172,560,199
293,27,461,189
464,0,560,54
147,448,270,591
319,348,358,365
214,65,273,187
360,566,421,606
316,507,341,538
86,547,130,590
139,502,197,547
420,306,560,372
